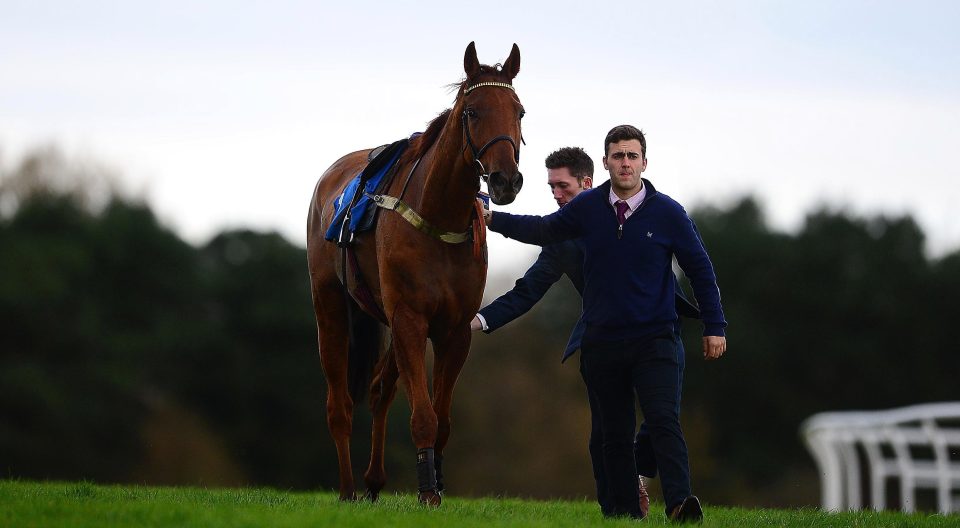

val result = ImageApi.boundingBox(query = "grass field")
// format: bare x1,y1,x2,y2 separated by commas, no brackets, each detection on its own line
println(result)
2,480,957,527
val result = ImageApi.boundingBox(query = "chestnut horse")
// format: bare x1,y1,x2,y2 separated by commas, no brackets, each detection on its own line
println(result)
306,42,524,505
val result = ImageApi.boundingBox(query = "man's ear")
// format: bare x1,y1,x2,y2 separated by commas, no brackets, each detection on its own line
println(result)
602,157,608,170
641,158,648,172
582,176,593,189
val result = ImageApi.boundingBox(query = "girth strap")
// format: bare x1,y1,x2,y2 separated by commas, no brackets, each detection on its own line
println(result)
366,193,471,244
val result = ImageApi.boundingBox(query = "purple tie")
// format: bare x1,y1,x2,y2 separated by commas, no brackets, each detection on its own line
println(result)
615,200,629,225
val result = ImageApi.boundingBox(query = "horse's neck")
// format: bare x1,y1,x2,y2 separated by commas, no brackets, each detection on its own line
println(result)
410,135,478,233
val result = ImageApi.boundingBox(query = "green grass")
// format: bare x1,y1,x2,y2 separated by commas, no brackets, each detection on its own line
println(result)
1,479,956,527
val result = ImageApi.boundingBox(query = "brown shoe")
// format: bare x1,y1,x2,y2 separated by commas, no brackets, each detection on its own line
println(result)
638,476,650,518
669,495,703,523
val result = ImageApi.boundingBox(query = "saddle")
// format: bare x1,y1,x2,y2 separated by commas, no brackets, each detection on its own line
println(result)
324,138,410,245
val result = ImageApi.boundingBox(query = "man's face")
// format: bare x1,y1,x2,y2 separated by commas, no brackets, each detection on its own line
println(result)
603,139,647,196
547,167,592,208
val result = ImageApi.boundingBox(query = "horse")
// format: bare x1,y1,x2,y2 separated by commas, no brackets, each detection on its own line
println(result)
306,42,524,506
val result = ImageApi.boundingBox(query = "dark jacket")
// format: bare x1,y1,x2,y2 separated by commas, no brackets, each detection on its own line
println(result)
481,221,701,363
488,178,726,346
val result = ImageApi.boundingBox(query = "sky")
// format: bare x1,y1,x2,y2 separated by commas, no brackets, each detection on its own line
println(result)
3,1,959,281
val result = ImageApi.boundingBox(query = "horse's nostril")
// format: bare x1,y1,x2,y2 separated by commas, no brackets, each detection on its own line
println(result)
488,171,523,196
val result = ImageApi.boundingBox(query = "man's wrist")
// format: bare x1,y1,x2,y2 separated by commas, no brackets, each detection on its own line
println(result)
474,313,489,331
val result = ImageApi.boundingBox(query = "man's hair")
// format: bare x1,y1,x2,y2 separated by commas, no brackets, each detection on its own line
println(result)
603,125,646,159
544,147,594,183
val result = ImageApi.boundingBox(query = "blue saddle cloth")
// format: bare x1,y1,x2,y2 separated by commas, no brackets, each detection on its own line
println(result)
324,138,409,242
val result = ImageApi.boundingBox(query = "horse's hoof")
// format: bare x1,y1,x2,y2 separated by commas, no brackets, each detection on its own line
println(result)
338,491,358,502
418,489,442,507
363,489,380,502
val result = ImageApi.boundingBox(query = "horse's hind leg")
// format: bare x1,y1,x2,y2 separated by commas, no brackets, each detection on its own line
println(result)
363,344,399,501
312,284,358,501
431,325,472,495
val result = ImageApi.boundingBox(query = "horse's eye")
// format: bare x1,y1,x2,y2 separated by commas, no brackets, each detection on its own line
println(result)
519,109,526,120
465,108,478,119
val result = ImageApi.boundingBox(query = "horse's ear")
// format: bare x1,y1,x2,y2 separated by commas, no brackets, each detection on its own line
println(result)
502,43,520,80
464,41,480,78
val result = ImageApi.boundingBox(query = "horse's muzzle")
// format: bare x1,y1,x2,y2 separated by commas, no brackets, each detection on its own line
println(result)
488,170,523,205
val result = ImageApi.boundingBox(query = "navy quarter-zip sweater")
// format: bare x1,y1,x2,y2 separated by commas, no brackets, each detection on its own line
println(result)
489,178,726,345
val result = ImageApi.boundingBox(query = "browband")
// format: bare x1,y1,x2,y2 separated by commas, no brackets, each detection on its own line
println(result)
464,82,515,94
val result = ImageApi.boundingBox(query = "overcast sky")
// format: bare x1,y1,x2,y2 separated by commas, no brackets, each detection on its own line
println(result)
3,1,959,280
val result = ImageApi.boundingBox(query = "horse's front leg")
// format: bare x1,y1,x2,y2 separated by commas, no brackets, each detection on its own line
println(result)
431,324,472,495
363,343,399,501
391,304,441,506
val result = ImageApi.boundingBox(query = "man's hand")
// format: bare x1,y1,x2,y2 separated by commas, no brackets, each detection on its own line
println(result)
470,316,483,331
482,209,492,226
702,336,726,360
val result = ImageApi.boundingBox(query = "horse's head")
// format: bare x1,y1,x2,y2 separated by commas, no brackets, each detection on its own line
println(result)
458,42,524,205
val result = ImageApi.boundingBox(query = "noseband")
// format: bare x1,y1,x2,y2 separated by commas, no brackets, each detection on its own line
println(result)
461,82,524,181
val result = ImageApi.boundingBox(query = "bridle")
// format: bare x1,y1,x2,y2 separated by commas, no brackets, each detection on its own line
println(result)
461,81,524,181
363,81,525,248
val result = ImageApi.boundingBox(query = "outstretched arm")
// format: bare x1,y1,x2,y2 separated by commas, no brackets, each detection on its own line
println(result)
486,200,583,247
475,245,566,333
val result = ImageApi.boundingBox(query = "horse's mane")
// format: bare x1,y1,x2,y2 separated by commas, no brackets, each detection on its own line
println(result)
398,108,452,167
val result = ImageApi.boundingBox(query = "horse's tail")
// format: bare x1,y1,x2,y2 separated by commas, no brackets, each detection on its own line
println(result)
346,296,384,404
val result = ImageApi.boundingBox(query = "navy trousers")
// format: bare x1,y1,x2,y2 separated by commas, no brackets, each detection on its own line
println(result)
579,330,691,518
635,324,685,478
583,325,685,515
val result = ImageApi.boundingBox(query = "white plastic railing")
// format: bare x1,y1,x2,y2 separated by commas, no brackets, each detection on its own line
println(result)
801,402,960,514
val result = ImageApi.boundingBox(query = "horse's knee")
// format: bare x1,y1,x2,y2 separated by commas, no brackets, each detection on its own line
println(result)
409,409,439,448
326,399,354,437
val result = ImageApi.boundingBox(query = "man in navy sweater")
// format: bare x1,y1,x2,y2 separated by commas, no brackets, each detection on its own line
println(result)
485,125,727,522
472,146,700,518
